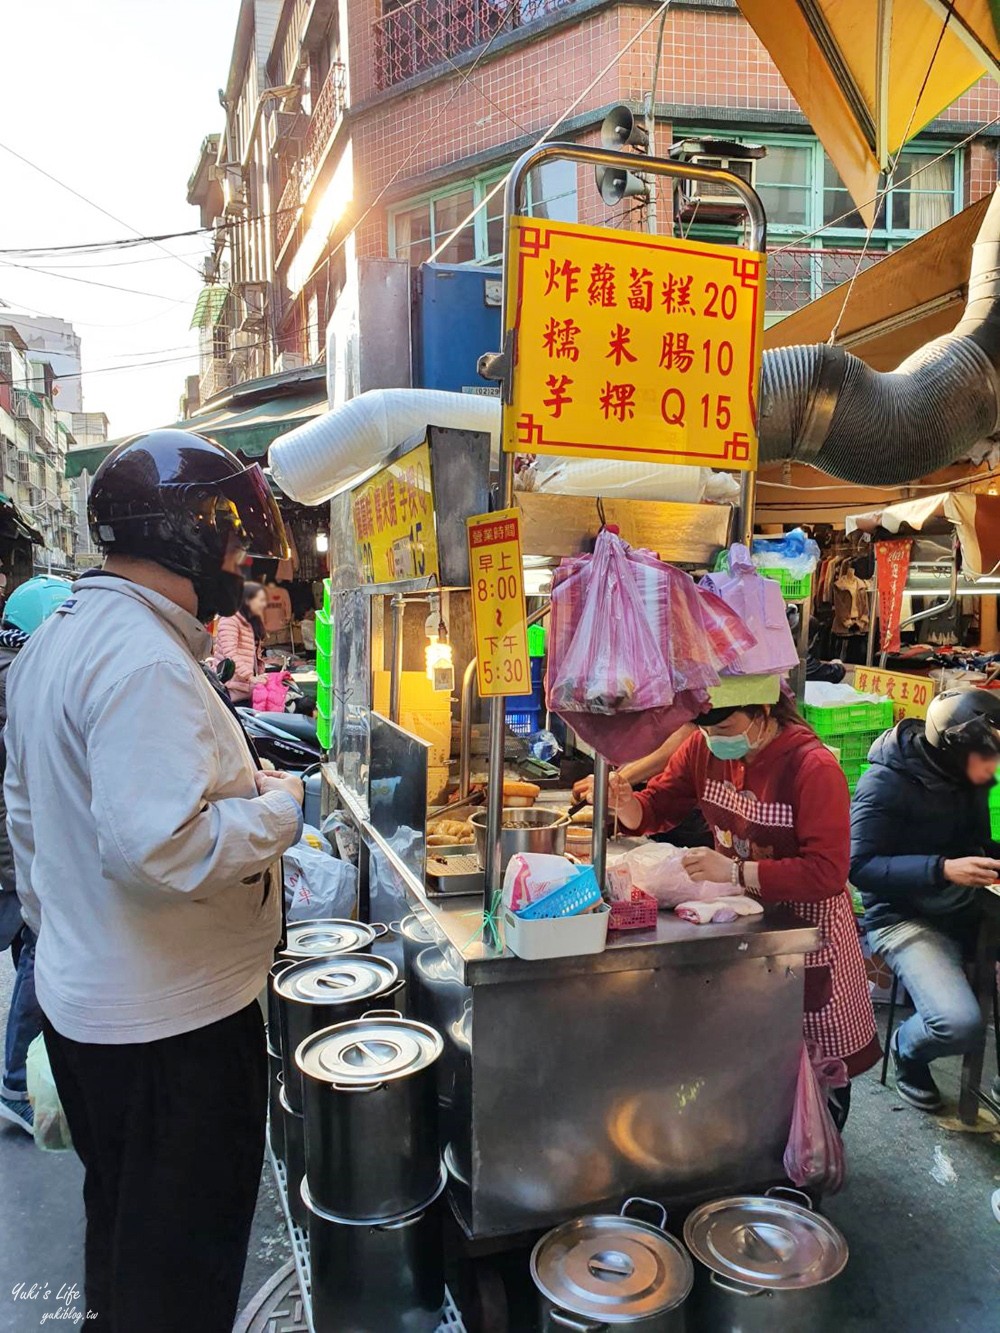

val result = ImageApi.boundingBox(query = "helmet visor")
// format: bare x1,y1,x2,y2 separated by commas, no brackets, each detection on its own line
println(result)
216,464,289,560
939,714,1000,756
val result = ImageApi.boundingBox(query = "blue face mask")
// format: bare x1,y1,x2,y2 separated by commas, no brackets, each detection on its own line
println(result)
705,733,752,761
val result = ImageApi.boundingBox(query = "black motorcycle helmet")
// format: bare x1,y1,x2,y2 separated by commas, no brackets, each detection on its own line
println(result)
88,429,288,622
924,688,1000,762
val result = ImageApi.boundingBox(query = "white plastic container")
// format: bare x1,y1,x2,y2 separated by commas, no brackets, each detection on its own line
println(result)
503,903,609,961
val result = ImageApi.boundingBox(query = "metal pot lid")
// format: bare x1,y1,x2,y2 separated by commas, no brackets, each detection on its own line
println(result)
296,1016,443,1085
274,954,399,1007
281,919,375,959
531,1214,693,1322
399,913,436,945
683,1195,848,1290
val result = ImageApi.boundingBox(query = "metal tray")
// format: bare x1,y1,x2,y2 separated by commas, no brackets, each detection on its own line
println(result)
425,852,485,897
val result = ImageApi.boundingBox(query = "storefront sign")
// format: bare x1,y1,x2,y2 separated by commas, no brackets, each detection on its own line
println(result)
853,666,931,722
502,216,765,470
352,440,439,584
875,539,913,655
466,508,531,697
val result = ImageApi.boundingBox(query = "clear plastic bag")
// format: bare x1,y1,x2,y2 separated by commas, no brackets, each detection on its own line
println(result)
26,1033,73,1152
284,828,358,921
783,1040,847,1193
618,844,730,908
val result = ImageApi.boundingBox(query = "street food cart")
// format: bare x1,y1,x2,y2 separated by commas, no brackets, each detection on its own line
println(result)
273,144,826,1255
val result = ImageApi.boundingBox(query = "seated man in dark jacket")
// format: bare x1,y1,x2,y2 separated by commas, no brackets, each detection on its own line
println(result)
851,689,1000,1111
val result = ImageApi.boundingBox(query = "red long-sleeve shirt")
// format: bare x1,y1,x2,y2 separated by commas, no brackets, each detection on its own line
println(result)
632,724,879,1074
633,724,850,902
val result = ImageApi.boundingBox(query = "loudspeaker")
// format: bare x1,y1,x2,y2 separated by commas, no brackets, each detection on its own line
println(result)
599,105,649,151
595,166,650,206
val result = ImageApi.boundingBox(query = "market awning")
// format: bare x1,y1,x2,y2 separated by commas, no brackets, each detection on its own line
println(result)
763,194,988,370
846,490,1000,577
64,368,327,479
190,286,231,330
737,1,1000,226
0,492,43,544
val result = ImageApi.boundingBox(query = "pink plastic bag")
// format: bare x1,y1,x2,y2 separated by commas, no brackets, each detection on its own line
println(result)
548,529,674,715
783,1040,848,1193
620,842,731,908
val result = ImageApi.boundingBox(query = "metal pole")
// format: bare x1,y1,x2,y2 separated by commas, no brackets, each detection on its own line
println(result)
388,594,405,724
591,754,610,888
483,449,514,899
737,472,757,549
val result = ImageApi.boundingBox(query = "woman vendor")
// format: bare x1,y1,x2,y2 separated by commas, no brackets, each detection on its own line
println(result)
599,695,880,1127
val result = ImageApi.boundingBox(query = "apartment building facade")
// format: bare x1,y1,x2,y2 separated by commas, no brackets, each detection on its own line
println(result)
189,0,1000,391
0,325,77,573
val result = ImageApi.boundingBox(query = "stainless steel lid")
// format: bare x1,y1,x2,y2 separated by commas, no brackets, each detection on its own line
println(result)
399,913,436,945
296,1015,443,1085
531,1209,693,1322
274,954,399,1007
281,919,375,959
683,1194,848,1290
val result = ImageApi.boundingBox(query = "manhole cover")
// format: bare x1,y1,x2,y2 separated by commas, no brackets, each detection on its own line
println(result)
235,1262,308,1333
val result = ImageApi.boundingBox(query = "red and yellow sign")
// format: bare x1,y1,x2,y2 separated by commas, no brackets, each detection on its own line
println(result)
352,440,439,585
503,216,765,470
853,667,931,723
466,508,531,697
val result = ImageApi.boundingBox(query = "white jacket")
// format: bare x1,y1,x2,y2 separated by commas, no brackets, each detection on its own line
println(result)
4,574,302,1043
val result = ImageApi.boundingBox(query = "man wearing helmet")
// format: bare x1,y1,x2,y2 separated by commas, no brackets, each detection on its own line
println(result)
0,576,73,1134
3,431,305,1331
851,689,1000,1111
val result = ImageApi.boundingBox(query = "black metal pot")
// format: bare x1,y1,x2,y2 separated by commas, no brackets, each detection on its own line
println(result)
304,1168,446,1333
267,1049,284,1161
278,1084,308,1229
275,954,404,1112
267,958,298,1054
296,1011,444,1219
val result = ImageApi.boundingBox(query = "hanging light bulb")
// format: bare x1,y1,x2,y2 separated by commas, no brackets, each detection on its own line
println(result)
424,592,454,691
315,531,329,553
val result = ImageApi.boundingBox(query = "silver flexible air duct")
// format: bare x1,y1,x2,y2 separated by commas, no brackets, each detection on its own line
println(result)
759,186,1000,485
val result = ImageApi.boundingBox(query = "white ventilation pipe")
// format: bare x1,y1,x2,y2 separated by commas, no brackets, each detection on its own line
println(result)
268,389,501,505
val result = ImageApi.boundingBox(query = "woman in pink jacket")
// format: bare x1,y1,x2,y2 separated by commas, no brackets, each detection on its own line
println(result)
213,581,267,703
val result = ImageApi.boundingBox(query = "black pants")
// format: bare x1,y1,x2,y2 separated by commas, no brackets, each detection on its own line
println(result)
828,1080,852,1132
42,1002,266,1333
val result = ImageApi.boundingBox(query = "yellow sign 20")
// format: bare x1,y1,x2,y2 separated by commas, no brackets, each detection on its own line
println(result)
503,216,764,470
352,440,439,585
853,667,932,722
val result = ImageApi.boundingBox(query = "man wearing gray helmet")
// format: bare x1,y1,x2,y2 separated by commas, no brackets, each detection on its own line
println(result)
851,689,1000,1111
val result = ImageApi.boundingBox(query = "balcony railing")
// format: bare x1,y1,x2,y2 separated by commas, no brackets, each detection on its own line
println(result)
766,246,889,314
373,0,575,91
275,61,347,257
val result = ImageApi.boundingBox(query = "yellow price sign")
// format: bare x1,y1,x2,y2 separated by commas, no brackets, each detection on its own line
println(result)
853,667,932,722
352,440,439,585
466,508,531,698
503,216,765,470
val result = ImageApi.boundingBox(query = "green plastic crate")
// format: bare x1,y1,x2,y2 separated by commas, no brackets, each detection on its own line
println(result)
842,759,872,794
527,624,547,658
315,609,332,658
713,551,813,601
316,688,333,751
804,699,895,736
322,578,332,617
826,730,880,761
316,651,332,689
990,783,1000,840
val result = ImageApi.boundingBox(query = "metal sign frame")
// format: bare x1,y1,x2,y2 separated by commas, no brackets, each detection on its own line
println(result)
483,142,768,898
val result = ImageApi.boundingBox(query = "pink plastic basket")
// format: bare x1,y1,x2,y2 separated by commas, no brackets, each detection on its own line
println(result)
608,889,658,932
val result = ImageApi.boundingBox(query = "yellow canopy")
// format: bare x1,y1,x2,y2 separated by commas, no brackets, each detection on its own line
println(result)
738,1,1000,226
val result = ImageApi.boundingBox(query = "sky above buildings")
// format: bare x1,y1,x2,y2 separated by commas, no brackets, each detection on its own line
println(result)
0,0,241,438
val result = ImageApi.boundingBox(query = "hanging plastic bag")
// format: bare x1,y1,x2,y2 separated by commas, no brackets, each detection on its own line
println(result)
783,1040,848,1193
26,1034,73,1152
700,544,800,676
548,528,674,715
284,827,358,921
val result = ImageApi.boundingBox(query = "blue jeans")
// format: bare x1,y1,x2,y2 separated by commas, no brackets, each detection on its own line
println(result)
0,890,41,1100
868,917,984,1065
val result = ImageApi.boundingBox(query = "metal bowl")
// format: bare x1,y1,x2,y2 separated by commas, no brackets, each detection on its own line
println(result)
469,806,569,872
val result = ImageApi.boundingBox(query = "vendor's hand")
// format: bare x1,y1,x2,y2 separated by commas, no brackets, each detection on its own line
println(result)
943,856,1000,887
572,774,595,804
682,847,738,886
256,770,304,807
